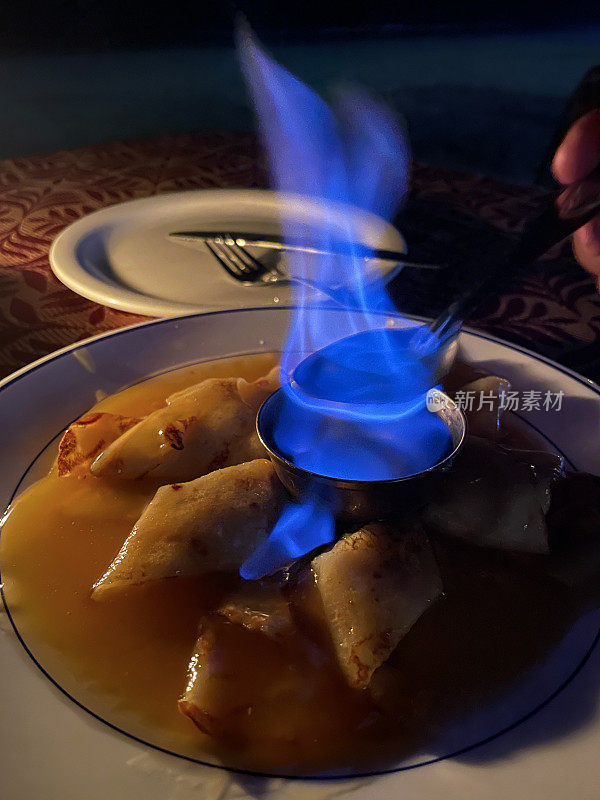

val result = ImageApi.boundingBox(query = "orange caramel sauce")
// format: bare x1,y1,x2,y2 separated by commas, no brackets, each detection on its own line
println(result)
0,354,579,774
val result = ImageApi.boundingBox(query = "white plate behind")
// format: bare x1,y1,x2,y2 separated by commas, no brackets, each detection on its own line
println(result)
49,190,405,317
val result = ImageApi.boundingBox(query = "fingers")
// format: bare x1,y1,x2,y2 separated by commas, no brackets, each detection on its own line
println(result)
552,110,600,279
572,217,600,278
552,109,600,184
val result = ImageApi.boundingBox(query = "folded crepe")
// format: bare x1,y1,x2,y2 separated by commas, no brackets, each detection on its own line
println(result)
311,523,443,689
424,435,565,553
178,620,221,736
92,459,285,598
216,580,295,642
178,615,295,739
454,375,511,441
57,412,140,477
90,368,279,482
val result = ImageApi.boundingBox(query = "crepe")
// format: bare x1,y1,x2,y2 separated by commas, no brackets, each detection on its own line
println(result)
178,620,221,736
216,580,295,642
90,368,279,482
455,375,511,441
92,459,285,598
178,616,295,740
56,412,140,477
311,523,443,689
424,435,565,553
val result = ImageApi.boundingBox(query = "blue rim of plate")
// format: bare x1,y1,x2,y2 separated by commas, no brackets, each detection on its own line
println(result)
0,306,599,782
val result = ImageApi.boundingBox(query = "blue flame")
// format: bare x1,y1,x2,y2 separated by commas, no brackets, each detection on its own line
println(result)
238,27,412,379
272,391,451,482
240,501,335,580
237,28,449,578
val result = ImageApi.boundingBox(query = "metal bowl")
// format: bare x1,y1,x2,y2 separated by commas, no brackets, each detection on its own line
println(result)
256,387,467,524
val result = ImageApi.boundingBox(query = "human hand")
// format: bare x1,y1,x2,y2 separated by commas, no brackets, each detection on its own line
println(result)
552,109,600,286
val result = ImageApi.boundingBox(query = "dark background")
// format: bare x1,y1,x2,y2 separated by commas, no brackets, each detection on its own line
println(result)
3,1,600,53
1,2,599,180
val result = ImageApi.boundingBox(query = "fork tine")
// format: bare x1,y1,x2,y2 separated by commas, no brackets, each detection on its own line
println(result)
214,237,257,278
206,234,285,284
223,235,287,280
205,240,246,282
225,238,268,276
240,243,285,278
219,235,265,278
212,239,250,278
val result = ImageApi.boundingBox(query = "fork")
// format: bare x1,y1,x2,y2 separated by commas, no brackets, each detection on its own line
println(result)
198,233,438,305
204,234,375,307
172,230,443,269
203,235,287,285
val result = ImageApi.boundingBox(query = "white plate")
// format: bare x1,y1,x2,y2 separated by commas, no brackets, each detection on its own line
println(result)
1,308,600,800
49,190,405,317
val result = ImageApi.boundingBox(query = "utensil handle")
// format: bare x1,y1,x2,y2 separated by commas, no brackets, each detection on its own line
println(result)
429,162,600,339
170,232,443,271
253,237,416,266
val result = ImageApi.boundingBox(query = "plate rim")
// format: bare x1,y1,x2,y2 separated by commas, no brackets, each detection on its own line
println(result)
2,307,599,398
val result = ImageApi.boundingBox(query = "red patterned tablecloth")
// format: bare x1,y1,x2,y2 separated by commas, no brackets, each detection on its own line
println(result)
1,131,599,382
